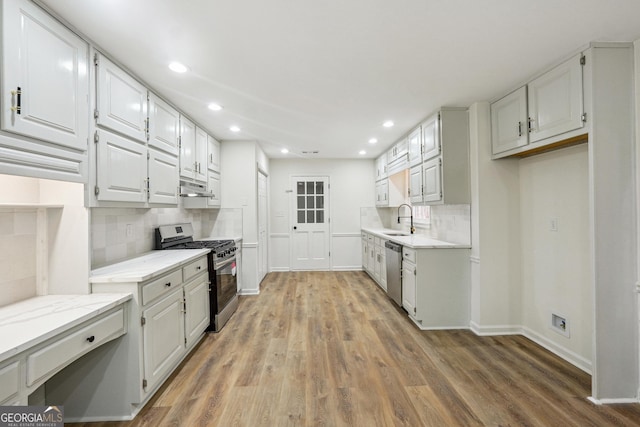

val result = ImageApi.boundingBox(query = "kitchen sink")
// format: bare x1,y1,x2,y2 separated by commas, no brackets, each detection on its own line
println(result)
384,232,409,236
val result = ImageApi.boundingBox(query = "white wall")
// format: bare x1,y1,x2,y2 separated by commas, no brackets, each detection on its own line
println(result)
269,158,375,271
636,39,640,401
520,144,592,370
469,102,522,333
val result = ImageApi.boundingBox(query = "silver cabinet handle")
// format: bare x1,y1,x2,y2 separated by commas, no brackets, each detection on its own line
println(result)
518,121,522,137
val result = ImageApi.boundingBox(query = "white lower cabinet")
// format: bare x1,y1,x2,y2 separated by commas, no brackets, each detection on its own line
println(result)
51,253,210,421
0,360,20,404
142,289,185,393
362,232,388,292
402,247,470,329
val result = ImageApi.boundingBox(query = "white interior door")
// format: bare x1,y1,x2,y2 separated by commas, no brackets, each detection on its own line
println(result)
291,177,330,270
257,171,268,283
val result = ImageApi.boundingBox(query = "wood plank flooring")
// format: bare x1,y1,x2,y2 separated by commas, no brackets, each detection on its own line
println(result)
70,271,640,426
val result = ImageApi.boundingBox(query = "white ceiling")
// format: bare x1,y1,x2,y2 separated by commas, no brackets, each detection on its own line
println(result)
38,0,640,159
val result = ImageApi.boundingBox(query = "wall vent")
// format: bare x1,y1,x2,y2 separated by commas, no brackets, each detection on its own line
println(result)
301,150,319,155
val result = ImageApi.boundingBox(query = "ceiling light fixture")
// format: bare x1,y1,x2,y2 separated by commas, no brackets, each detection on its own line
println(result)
281,148,289,154
208,103,223,111
168,61,189,73
383,120,394,128
359,150,366,155
368,138,378,144
230,125,241,132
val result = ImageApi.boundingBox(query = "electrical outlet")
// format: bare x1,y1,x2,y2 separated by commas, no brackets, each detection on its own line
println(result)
550,218,558,232
126,224,133,238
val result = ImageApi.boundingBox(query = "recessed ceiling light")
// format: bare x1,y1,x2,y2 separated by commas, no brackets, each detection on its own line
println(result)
359,150,366,155
368,138,378,144
281,148,289,154
383,120,394,128
208,103,223,111
230,125,241,132
168,61,189,73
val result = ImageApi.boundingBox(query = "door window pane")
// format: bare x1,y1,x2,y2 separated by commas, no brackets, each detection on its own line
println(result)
316,196,324,209
307,196,315,208
297,196,305,209
307,211,315,223
307,182,314,194
316,181,324,194
297,182,305,194
297,210,305,223
316,210,324,223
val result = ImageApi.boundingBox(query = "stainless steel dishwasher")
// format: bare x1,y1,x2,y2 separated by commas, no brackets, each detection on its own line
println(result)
385,241,403,306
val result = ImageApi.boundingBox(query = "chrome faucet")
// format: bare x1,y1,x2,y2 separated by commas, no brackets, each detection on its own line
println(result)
397,203,415,234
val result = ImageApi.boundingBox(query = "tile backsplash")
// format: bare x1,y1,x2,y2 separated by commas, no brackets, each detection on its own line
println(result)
91,207,243,269
0,209,37,307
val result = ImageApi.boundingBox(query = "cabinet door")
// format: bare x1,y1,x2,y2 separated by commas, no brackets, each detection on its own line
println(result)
375,180,389,206
361,239,368,270
409,165,423,204
95,54,148,143
148,93,179,156
422,157,442,203
2,0,89,151
194,127,207,182
491,86,528,155
142,289,185,393
375,154,387,180
527,54,584,143
95,129,147,202
421,114,440,161
407,126,422,166
208,171,221,207
179,116,196,180
207,135,220,172
402,261,416,317
148,148,179,205
379,246,387,291
184,275,210,348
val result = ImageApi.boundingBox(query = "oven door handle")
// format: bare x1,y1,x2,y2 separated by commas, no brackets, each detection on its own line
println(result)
214,255,236,271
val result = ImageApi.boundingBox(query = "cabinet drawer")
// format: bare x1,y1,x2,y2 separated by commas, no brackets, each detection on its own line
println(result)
0,360,20,403
402,247,416,263
361,232,367,239
26,307,125,387
374,237,382,246
367,234,374,243
183,257,208,282
142,269,183,306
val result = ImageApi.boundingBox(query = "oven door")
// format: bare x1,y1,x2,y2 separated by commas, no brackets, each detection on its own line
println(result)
214,255,237,312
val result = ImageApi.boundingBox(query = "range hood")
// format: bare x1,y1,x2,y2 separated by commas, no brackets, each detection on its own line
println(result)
179,180,213,198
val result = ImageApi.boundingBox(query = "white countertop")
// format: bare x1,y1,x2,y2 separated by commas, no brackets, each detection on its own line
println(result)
0,293,132,363
362,228,471,249
90,249,210,284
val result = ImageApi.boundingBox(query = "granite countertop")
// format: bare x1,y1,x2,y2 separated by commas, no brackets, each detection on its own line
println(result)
0,293,132,363
90,249,210,284
361,228,471,249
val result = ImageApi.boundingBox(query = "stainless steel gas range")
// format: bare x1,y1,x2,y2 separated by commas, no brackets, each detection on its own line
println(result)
154,223,238,332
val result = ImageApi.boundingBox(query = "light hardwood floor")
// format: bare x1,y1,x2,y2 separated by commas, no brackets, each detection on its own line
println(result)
71,271,640,426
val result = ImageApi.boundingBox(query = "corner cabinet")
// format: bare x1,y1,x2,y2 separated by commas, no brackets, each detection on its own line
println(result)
491,53,585,158
0,0,89,182
409,108,470,205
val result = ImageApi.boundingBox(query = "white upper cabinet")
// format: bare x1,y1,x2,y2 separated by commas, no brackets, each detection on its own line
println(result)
422,157,442,203
95,53,148,143
491,86,528,155
387,138,408,175
194,127,208,182
407,126,422,167
207,171,221,207
421,113,440,161
207,134,220,172
1,0,89,151
148,148,179,205
409,164,423,204
179,117,196,180
95,128,147,203
527,54,584,143
148,93,179,156
491,53,584,157
375,153,387,181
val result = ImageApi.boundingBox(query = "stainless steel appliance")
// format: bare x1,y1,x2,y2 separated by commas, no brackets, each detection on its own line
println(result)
155,223,238,332
385,241,403,307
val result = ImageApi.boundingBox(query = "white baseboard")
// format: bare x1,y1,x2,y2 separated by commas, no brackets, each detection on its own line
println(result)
521,326,592,374
269,267,290,272
409,316,470,331
238,290,259,296
469,321,522,336
588,396,640,405
331,265,362,271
